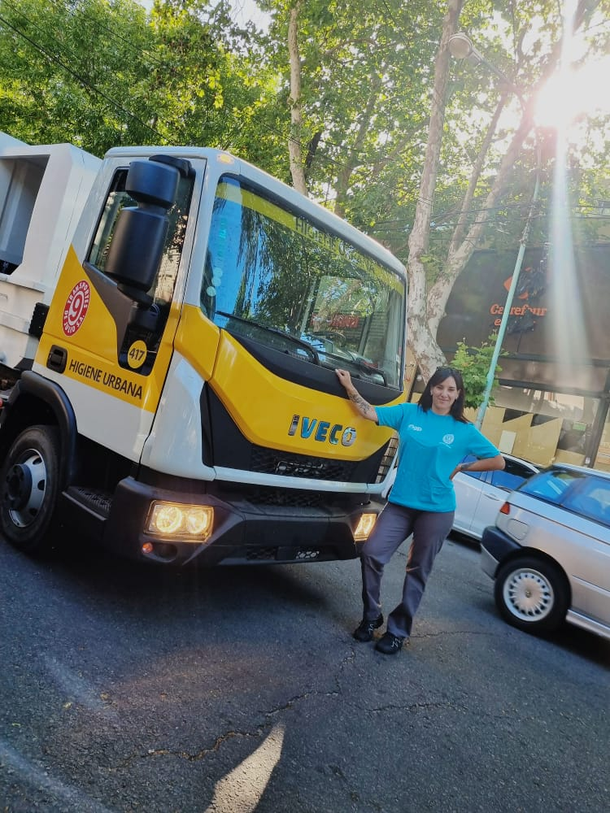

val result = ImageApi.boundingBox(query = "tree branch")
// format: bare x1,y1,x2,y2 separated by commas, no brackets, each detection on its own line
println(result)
334,69,383,217
450,93,507,252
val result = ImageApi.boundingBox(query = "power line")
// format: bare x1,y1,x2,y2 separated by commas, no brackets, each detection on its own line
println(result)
47,0,166,69
42,0,348,163
0,0,469,187
41,0,435,171
0,0,355,171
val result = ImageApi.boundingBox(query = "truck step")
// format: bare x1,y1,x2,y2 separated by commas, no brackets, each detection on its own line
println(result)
65,486,113,518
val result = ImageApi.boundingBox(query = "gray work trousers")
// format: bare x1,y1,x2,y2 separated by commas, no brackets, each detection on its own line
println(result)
360,502,454,639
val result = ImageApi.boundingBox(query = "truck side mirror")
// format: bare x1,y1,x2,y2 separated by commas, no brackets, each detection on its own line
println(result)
104,159,180,303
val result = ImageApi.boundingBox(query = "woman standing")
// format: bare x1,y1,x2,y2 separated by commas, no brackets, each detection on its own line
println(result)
335,366,505,655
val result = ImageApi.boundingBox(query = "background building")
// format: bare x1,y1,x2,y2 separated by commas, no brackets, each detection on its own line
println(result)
422,243,610,472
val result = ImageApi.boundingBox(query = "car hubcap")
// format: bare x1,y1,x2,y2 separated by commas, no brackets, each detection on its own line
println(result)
504,568,553,622
4,449,47,528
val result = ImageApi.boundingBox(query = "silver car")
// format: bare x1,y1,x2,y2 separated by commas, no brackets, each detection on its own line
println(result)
481,464,610,641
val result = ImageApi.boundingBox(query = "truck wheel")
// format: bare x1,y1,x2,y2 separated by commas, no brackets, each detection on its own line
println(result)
0,425,61,554
494,556,569,634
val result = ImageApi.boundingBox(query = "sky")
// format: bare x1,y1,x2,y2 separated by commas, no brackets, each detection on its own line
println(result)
138,0,270,29
229,0,270,28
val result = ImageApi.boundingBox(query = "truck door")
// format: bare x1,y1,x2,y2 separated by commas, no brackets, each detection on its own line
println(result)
34,157,199,461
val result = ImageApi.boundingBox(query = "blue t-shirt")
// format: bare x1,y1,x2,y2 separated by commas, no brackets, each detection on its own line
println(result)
377,402,500,513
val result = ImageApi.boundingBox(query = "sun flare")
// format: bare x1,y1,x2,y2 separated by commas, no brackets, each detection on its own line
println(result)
535,56,610,129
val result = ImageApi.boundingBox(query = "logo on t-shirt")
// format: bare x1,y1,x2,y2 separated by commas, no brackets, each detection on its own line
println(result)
442,434,455,445
408,424,422,432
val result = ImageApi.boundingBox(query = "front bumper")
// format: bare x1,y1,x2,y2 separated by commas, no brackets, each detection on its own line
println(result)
103,476,378,566
480,525,522,579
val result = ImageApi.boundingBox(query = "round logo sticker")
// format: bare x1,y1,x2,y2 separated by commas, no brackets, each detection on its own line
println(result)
127,340,148,369
62,281,90,336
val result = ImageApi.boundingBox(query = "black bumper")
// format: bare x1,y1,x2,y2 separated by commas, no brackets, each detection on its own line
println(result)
103,476,377,566
480,525,522,578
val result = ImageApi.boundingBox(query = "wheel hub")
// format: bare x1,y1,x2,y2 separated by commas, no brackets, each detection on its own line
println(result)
6,463,33,510
3,449,47,529
506,570,553,620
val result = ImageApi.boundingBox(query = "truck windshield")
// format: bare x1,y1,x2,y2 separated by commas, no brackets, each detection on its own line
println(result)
201,176,405,388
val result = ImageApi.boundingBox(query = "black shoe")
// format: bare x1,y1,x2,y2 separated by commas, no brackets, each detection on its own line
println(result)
353,614,384,642
375,632,404,655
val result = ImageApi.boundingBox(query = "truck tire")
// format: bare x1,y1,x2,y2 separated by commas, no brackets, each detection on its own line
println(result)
0,425,61,554
494,555,569,634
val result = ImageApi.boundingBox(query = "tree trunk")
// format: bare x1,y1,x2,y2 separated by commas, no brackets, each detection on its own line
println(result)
405,0,463,381
427,106,534,337
288,1,307,195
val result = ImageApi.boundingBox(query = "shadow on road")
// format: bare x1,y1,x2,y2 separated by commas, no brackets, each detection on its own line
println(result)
1,530,347,636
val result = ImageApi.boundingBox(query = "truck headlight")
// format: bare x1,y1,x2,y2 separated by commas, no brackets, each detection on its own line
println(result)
146,502,213,539
354,513,377,542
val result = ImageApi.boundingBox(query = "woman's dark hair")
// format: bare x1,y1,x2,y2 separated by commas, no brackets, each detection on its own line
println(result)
418,367,469,423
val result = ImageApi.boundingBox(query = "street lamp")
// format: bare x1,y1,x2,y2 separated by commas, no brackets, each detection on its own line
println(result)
448,33,523,97
448,32,540,429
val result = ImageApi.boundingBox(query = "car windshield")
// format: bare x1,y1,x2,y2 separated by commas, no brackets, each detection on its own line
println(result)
200,176,406,388
520,468,610,526
520,468,582,503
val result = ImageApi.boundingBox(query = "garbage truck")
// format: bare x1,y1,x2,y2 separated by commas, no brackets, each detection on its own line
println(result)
0,132,406,566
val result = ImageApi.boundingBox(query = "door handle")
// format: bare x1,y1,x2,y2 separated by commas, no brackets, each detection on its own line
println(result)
47,345,68,373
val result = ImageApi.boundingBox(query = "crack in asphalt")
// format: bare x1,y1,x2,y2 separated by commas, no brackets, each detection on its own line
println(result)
116,650,355,769
115,679,344,769
370,700,468,714
124,729,264,765
413,629,497,639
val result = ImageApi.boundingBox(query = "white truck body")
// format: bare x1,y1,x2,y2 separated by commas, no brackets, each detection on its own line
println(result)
0,140,100,369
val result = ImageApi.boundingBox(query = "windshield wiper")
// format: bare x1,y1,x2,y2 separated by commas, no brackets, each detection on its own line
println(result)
315,348,387,385
216,311,320,365
351,358,387,386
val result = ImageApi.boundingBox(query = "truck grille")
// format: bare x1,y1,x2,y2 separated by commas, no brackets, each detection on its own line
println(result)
251,447,355,482
247,487,325,508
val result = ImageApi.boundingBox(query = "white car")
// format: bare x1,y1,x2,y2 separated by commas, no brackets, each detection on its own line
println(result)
452,454,539,541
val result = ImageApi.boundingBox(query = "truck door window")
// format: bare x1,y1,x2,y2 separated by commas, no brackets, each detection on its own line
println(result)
89,167,193,307
201,176,405,389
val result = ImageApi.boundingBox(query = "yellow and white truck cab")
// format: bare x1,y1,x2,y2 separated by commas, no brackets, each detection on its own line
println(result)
0,133,406,566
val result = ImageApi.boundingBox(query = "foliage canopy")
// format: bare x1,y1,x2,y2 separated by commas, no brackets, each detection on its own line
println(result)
0,0,608,385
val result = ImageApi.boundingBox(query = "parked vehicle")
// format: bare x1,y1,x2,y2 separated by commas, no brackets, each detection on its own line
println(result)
481,464,610,641
0,133,407,566
453,454,539,541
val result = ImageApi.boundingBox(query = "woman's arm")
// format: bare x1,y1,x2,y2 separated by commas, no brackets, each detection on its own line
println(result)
335,369,378,422
449,454,505,481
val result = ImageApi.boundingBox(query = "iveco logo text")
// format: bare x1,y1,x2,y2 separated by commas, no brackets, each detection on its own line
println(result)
288,415,357,446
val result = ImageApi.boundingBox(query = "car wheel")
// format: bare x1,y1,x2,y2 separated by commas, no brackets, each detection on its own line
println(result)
494,556,569,634
0,425,61,554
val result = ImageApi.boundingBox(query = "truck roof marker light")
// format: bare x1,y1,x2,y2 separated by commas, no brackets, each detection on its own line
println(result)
217,153,235,165
354,513,377,542
146,502,214,539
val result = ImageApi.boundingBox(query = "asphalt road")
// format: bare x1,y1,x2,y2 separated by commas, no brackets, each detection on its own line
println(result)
0,533,608,813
